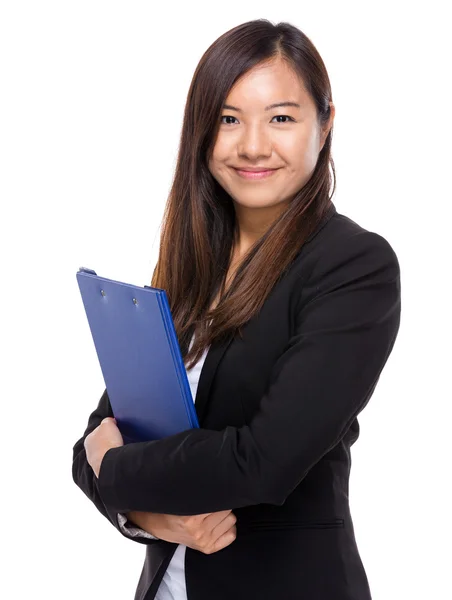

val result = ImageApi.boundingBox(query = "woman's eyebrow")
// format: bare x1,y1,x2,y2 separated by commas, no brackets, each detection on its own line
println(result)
223,101,301,113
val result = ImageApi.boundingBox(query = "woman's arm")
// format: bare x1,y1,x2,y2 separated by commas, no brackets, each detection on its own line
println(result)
72,397,160,546
97,231,401,516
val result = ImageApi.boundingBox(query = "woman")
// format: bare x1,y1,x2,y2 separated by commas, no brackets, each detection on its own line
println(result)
73,19,401,600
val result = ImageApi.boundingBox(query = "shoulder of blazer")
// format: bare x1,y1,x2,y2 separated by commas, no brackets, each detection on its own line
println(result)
296,204,399,273
288,207,400,312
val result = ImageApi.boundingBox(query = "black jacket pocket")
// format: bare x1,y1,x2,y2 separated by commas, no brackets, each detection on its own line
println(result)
238,518,345,533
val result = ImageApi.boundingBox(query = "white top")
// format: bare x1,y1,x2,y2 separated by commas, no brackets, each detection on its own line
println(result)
117,333,210,600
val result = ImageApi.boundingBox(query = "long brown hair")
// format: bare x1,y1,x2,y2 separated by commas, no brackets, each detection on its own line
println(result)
150,19,336,370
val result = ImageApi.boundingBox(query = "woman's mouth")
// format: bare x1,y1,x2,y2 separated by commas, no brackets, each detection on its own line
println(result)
232,168,279,180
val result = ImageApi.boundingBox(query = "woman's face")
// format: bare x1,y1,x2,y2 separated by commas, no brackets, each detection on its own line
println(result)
208,57,334,225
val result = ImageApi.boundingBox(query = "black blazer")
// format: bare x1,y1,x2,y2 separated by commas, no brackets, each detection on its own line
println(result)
72,202,401,600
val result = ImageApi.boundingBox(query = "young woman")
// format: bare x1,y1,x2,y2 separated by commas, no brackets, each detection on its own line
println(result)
73,19,401,600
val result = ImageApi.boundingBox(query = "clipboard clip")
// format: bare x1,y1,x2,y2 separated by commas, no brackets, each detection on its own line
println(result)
78,267,98,276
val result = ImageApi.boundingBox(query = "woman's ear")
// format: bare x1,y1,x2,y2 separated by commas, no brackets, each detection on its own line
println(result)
319,102,335,152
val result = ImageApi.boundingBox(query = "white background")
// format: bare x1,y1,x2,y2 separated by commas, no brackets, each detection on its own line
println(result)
1,2,450,599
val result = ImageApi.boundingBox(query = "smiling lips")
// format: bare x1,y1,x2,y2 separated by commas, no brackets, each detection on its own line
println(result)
233,167,279,180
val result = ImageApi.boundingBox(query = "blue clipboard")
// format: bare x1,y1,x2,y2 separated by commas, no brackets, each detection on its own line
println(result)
76,267,199,443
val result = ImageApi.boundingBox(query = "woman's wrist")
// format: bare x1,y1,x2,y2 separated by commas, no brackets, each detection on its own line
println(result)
125,511,139,526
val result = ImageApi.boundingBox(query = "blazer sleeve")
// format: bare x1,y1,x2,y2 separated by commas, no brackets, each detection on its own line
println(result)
72,393,161,546
97,230,401,516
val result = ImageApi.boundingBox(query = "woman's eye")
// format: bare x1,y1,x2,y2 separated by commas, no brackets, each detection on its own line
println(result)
220,115,295,125
221,115,238,125
271,115,295,123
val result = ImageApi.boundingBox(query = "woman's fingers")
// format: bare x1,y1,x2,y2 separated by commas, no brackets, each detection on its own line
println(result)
188,510,237,554
207,510,237,540
211,523,237,553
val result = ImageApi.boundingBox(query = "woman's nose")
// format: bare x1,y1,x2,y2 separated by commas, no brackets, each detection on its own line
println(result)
237,126,272,160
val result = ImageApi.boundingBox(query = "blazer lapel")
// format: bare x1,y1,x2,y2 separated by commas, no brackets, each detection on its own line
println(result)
193,201,336,426
194,333,234,425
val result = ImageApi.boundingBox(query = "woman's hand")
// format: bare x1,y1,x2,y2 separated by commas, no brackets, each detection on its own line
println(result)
127,509,237,554
84,417,124,478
